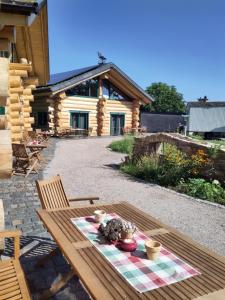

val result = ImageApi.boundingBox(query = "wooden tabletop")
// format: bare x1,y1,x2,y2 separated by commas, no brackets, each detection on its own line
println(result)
37,202,225,300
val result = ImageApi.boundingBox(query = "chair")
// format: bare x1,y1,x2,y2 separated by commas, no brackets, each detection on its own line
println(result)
12,143,39,177
36,175,99,210
36,175,99,299
0,230,31,299
35,129,42,134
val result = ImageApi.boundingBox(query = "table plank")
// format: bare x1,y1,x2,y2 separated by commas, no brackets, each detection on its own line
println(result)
37,202,225,300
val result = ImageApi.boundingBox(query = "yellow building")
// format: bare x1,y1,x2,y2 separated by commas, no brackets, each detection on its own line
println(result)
0,0,49,177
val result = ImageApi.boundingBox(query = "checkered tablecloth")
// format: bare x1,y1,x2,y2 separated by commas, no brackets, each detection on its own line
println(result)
71,213,200,293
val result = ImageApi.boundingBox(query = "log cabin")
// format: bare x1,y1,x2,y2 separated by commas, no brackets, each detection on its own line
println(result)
33,63,153,136
0,0,49,177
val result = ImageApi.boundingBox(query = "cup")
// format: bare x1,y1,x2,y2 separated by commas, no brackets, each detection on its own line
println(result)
94,210,106,223
145,240,162,261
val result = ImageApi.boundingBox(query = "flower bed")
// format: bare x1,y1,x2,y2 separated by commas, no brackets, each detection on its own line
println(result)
118,143,225,205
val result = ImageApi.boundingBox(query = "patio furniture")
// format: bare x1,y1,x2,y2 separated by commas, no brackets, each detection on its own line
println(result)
37,201,225,300
36,175,99,210
35,129,51,141
0,230,31,299
35,175,99,299
12,143,39,177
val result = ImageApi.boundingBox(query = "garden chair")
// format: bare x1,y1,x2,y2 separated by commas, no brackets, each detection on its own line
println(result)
36,175,99,299
0,230,31,299
35,128,50,142
36,174,99,210
12,143,39,177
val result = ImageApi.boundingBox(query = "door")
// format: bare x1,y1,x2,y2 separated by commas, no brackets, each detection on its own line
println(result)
71,112,88,129
110,114,125,135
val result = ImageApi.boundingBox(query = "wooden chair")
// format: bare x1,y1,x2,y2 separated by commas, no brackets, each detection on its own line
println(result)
35,129,42,134
36,175,99,299
0,230,31,299
36,175,99,210
12,143,39,177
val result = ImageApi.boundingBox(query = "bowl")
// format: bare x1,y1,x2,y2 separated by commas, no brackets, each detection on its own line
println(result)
118,238,137,252
94,209,106,223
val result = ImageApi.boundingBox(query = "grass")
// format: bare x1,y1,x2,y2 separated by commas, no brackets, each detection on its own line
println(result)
189,134,225,147
108,135,135,155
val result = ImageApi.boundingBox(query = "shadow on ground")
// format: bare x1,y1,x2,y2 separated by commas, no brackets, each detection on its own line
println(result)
2,236,90,300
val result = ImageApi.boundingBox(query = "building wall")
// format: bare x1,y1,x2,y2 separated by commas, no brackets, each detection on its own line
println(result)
58,96,99,135
33,96,136,136
104,99,133,135
188,107,225,133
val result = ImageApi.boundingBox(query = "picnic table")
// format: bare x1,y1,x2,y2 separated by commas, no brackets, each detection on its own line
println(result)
37,202,225,300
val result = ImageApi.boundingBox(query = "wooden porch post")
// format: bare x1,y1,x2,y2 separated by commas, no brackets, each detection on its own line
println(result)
97,77,106,136
132,99,140,132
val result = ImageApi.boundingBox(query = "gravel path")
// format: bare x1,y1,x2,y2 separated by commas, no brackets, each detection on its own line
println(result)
43,137,225,257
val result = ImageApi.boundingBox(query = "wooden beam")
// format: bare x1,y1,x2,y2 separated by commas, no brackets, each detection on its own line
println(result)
0,13,27,26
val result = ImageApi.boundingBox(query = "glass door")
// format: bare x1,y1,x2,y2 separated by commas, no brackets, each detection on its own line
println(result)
110,114,125,135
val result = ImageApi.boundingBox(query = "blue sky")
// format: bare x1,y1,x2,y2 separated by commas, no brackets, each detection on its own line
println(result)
48,0,225,101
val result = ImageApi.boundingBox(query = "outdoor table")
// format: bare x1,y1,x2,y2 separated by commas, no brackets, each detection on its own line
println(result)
26,143,47,151
70,128,87,136
26,142,47,162
37,202,225,300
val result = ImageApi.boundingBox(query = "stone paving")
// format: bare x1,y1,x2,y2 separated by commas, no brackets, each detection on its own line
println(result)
1,136,225,299
0,138,90,300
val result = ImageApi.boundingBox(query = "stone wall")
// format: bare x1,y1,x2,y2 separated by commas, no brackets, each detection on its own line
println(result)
132,133,225,183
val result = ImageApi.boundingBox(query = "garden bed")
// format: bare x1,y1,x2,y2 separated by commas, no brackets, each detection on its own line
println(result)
109,136,225,206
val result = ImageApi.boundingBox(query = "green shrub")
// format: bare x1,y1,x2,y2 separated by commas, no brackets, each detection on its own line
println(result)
177,178,225,205
108,135,134,155
120,145,211,187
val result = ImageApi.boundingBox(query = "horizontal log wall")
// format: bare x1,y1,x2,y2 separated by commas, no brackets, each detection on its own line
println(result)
58,96,99,135
104,99,133,135
7,63,37,142
35,95,140,136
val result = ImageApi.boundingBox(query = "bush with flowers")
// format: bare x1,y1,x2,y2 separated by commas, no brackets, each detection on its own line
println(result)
120,144,225,205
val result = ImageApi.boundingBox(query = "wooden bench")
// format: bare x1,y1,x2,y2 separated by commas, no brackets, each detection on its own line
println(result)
0,230,31,299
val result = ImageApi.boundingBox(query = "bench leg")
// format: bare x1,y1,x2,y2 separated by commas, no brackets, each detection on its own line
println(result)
39,269,75,300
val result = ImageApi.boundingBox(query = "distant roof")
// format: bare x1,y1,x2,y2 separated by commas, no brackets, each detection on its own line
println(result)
0,0,46,15
187,101,225,108
35,62,153,103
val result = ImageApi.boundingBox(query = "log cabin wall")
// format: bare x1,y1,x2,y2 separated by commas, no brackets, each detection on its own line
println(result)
103,99,133,135
49,94,137,136
7,63,36,143
56,95,99,135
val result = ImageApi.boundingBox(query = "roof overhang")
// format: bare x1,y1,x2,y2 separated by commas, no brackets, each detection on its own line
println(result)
0,0,49,85
34,63,153,104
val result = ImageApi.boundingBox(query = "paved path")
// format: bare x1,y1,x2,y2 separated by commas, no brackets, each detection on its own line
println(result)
44,137,225,257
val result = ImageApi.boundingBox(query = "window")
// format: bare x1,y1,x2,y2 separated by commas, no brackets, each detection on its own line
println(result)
71,112,88,129
0,51,10,58
0,107,5,115
66,79,98,97
102,79,129,100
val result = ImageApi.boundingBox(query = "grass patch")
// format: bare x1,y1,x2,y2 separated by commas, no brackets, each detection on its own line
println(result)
108,135,135,155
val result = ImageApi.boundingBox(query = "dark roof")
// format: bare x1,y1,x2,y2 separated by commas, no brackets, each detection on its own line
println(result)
47,65,99,86
0,0,46,15
35,62,153,102
187,101,225,108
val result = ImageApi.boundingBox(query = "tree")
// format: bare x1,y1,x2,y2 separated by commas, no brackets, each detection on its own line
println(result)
142,82,185,114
